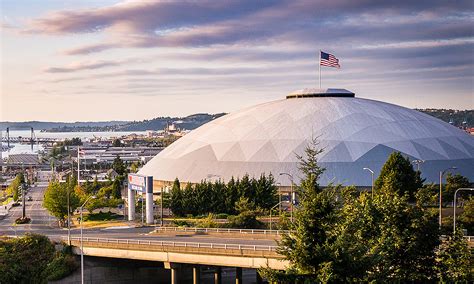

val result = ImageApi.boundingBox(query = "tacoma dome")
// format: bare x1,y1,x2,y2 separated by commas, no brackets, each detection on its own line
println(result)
139,89,474,187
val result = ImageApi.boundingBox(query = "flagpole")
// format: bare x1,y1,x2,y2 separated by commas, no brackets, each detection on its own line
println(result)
319,50,321,89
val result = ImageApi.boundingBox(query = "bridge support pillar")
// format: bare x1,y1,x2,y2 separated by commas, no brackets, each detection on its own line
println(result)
165,263,180,284
236,267,242,284
145,176,154,224
214,267,222,284
193,265,200,284
171,267,178,284
127,187,135,221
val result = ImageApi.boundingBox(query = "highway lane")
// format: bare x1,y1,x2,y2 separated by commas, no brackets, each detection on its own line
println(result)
0,186,277,246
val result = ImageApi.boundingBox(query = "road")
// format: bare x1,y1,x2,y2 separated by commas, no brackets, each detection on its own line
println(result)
0,185,276,246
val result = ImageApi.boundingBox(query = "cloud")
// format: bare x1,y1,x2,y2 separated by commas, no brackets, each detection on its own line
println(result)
23,0,473,55
44,60,120,73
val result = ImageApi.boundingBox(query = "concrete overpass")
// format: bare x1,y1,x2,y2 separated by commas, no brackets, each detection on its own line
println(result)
70,236,289,284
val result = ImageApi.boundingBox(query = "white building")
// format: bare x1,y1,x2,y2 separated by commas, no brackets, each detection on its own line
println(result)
139,88,474,187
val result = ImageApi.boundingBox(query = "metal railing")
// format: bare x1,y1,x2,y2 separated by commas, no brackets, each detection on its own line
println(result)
153,227,291,235
68,236,279,252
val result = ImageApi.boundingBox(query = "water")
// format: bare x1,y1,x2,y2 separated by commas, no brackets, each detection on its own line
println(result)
1,130,148,159
4,130,147,140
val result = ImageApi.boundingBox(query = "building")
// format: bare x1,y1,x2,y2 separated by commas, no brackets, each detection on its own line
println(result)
139,88,474,188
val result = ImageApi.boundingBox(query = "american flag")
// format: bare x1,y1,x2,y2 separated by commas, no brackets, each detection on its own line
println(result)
320,51,340,68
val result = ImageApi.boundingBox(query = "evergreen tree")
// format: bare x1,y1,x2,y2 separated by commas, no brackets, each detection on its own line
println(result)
225,177,239,215
169,178,183,216
374,152,424,200
276,138,339,282
112,156,127,176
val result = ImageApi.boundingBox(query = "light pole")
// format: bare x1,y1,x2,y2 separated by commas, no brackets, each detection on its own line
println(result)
412,159,425,172
279,172,294,222
269,201,283,230
439,167,457,228
80,195,96,284
453,188,473,233
363,167,374,198
67,178,71,245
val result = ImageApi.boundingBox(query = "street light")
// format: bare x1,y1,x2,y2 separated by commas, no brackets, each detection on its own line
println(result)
279,172,294,222
412,159,425,172
363,167,374,198
453,188,473,233
439,167,457,228
80,195,96,284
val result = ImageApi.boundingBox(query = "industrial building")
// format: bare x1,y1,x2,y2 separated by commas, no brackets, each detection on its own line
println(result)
139,88,474,188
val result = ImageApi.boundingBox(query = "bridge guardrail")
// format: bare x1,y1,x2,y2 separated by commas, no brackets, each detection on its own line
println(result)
153,227,291,236
68,236,279,252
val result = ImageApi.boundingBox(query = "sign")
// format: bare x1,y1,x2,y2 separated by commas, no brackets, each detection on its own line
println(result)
128,174,146,192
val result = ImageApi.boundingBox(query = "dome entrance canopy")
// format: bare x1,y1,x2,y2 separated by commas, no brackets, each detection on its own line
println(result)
287,88,355,99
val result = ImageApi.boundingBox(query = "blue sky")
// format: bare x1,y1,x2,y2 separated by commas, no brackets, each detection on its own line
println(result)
1,0,473,121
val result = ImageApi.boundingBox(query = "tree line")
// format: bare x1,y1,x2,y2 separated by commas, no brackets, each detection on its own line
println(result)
261,139,472,282
170,174,278,216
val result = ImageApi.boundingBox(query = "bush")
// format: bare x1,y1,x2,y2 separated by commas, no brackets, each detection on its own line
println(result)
228,211,263,229
215,213,229,219
15,217,31,224
173,220,192,227
43,254,78,281
83,211,120,221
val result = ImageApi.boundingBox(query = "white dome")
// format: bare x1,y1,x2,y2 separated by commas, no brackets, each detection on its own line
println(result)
139,90,474,186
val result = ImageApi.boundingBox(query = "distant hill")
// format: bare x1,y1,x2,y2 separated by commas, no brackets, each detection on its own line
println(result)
417,109,473,128
116,113,227,131
0,113,226,132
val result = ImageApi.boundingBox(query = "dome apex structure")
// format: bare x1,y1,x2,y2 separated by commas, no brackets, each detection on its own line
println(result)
287,88,355,98
139,89,474,187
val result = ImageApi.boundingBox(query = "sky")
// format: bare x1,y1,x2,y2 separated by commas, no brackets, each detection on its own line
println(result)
1,0,473,122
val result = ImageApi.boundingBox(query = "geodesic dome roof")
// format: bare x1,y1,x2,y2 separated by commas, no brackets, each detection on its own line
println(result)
139,89,474,186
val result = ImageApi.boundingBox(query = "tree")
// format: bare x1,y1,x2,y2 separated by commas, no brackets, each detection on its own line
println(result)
0,233,55,283
267,140,444,282
332,179,440,282
43,180,80,226
7,173,24,202
374,152,424,200
275,138,339,282
169,178,183,216
112,138,123,147
112,156,127,176
444,173,470,204
459,196,474,235
111,179,122,199
436,228,472,282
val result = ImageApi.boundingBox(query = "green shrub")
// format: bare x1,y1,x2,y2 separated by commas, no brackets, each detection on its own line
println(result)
215,213,229,219
43,254,78,281
173,220,192,227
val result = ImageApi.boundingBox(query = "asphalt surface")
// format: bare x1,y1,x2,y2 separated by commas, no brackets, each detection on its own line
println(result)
0,185,276,246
